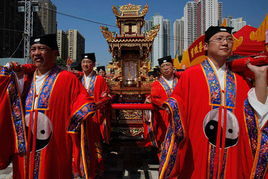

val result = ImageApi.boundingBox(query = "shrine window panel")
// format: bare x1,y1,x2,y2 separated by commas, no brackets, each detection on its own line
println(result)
131,25,137,33
123,25,129,34
123,60,138,87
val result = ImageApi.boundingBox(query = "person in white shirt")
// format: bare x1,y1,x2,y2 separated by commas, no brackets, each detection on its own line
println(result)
159,26,267,179
79,53,111,177
145,56,179,155
2,34,96,179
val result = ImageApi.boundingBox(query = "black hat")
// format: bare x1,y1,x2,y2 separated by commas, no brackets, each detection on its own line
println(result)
158,56,173,66
148,71,154,76
152,66,160,77
30,34,58,50
205,26,233,43
70,61,82,71
82,53,96,63
97,66,105,72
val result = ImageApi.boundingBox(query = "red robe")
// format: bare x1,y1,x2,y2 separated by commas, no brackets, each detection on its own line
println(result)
81,74,111,177
159,60,266,179
13,66,96,179
0,67,26,170
148,76,178,149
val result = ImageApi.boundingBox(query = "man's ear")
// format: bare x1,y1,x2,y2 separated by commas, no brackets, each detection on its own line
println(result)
53,50,59,56
204,42,208,51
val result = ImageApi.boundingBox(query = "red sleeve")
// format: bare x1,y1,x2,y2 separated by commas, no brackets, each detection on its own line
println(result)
94,76,111,103
151,81,168,107
0,74,14,169
228,56,268,83
22,64,36,74
174,71,184,78
99,76,110,99
64,72,95,132
0,68,21,169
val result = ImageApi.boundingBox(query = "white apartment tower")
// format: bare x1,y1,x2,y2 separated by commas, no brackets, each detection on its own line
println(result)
57,30,68,61
145,15,171,67
218,2,223,25
67,30,85,61
223,17,247,32
201,0,220,32
144,19,154,33
180,0,222,50
163,19,171,57
173,18,184,56
144,19,154,62
183,1,197,50
152,15,164,67
37,0,57,34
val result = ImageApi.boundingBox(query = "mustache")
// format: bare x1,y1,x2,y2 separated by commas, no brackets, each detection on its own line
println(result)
33,56,44,61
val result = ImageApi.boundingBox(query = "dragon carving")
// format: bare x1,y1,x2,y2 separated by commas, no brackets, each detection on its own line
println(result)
100,26,114,41
145,24,160,41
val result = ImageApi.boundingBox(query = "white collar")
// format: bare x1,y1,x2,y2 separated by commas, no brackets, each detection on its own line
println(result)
161,74,174,82
207,58,226,72
84,71,94,78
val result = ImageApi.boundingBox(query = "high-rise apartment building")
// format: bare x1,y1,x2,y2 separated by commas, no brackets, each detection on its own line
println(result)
163,19,171,57
173,18,184,56
67,30,85,61
218,2,223,25
223,17,246,32
184,1,198,50
57,30,68,61
34,0,57,36
0,0,24,58
152,15,164,67
143,19,154,62
201,0,220,33
144,15,171,67
175,0,222,51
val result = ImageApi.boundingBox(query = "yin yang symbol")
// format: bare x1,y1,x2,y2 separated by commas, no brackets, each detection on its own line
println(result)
25,112,53,151
203,109,239,148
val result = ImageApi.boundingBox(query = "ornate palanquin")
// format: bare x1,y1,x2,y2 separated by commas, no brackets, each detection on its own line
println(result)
100,4,159,139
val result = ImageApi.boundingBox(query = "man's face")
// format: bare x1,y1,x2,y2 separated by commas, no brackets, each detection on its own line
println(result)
30,44,57,72
81,58,95,73
99,70,106,77
204,32,233,59
160,62,173,78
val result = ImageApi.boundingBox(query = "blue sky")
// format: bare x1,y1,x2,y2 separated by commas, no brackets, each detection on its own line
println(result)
51,0,268,66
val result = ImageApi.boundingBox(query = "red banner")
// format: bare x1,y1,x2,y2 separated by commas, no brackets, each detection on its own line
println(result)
188,35,205,63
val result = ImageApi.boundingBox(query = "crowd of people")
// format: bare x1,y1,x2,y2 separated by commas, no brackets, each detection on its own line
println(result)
0,25,267,179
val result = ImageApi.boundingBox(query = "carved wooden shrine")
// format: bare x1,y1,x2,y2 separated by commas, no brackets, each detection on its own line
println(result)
100,4,159,139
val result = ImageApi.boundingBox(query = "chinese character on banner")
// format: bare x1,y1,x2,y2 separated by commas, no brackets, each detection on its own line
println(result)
194,45,199,55
188,35,205,63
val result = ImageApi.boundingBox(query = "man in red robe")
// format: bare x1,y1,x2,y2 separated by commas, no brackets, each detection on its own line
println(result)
147,56,179,151
96,66,107,78
79,53,111,177
1,34,96,179
159,26,268,179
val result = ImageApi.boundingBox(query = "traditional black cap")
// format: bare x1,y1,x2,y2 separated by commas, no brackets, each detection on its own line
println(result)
153,66,160,77
70,61,82,71
148,71,154,76
158,56,173,66
97,66,105,72
82,53,96,63
205,26,233,43
30,34,58,50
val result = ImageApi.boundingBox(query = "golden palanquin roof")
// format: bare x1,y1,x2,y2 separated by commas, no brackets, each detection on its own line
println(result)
100,24,160,43
112,4,148,17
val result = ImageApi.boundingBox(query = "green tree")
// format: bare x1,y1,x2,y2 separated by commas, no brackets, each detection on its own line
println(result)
56,57,66,68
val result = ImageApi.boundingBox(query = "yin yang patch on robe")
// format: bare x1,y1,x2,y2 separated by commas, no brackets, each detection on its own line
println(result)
203,109,239,148
25,112,53,151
